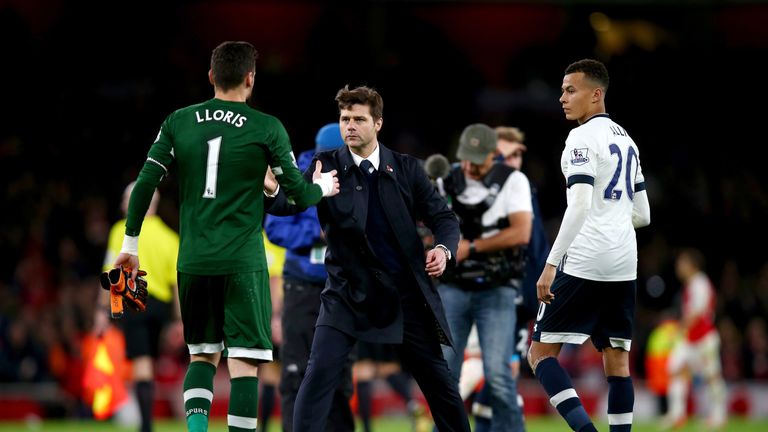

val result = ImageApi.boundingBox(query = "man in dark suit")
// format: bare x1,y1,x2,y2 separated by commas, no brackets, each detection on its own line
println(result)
265,85,470,432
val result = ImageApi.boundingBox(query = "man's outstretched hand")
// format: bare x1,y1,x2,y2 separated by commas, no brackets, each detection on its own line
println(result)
313,160,340,197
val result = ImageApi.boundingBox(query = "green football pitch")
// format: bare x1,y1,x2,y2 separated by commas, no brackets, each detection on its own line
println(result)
1,416,767,431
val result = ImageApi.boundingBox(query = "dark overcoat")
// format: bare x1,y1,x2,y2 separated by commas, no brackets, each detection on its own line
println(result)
268,144,459,346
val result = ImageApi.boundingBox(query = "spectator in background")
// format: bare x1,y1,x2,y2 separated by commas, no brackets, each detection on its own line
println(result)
662,248,726,430
97,181,180,432
439,123,531,432
754,262,768,329
717,317,743,381
0,318,50,383
456,125,548,431
717,260,756,330
744,317,768,381
264,123,354,432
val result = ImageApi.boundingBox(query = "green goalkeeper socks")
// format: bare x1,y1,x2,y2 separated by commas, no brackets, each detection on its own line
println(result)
228,376,259,431
183,361,217,432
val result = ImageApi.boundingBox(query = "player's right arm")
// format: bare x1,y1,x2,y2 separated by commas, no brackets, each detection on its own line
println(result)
546,183,592,268
537,183,592,303
537,133,595,303
547,133,597,268
265,119,337,206
116,115,176,278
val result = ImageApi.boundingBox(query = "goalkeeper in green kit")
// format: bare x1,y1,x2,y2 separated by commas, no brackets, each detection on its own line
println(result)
113,41,339,432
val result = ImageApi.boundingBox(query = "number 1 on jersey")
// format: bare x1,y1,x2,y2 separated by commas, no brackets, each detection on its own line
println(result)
203,136,221,199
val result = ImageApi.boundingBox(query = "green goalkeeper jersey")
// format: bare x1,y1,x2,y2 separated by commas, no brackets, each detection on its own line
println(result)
125,98,323,275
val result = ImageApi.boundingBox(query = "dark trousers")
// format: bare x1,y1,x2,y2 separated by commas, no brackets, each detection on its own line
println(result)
293,301,471,432
280,278,354,432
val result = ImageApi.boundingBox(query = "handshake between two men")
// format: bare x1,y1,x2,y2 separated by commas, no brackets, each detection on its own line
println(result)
264,159,340,198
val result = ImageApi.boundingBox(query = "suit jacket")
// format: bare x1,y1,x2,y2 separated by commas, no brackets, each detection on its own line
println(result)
267,144,459,346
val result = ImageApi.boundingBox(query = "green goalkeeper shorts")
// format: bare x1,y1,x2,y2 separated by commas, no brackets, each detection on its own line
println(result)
178,271,273,362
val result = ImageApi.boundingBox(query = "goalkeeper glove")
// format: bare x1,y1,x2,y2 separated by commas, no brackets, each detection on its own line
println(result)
100,267,149,318
100,270,124,319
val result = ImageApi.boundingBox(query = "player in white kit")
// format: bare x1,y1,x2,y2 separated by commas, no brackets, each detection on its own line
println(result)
662,248,726,430
527,59,651,432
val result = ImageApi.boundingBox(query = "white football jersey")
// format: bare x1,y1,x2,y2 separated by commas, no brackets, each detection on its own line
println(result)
456,170,533,238
558,114,645,281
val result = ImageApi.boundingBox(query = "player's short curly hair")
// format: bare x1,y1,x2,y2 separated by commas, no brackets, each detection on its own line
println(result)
335,85,383,120
210,41,258,92
565,58,609,90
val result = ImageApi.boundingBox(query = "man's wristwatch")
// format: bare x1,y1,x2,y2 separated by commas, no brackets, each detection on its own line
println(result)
468,241,476,255
434,244,451,261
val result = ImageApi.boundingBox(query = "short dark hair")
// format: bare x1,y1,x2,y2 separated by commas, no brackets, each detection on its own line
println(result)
565,58,609,90
210,41,258,91
335,85,383,120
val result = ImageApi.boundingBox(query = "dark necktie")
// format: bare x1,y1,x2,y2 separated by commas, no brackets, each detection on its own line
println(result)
360,159,375,178
359,158,406,277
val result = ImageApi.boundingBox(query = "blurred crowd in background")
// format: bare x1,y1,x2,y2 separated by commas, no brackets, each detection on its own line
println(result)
1,0,767,419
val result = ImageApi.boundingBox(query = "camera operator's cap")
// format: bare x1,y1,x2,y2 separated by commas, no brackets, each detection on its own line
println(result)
315,123,345,152
456,123,498,164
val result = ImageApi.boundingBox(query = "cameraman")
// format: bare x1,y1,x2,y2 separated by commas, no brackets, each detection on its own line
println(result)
438,124,531,432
